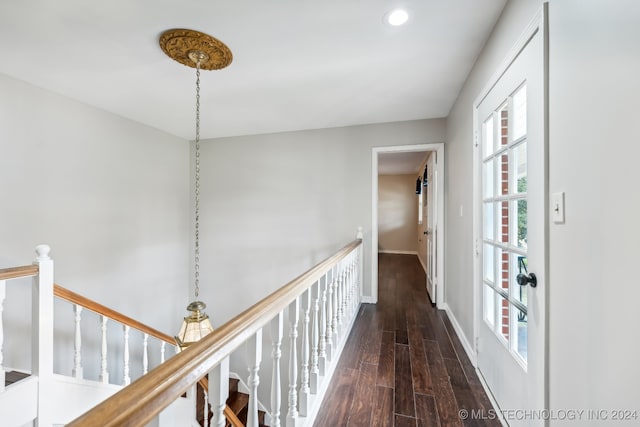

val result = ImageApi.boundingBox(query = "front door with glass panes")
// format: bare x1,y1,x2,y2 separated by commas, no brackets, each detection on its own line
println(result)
475,17,546,425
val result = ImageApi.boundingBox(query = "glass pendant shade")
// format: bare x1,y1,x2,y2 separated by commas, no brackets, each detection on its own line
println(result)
175,301,214,351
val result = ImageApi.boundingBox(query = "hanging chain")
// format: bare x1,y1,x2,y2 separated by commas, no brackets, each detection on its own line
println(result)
194,58,201,299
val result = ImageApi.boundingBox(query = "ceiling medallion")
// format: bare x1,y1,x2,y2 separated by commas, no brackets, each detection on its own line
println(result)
159,29,233,70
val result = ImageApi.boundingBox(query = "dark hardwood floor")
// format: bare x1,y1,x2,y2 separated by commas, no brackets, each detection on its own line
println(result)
313,253,500,427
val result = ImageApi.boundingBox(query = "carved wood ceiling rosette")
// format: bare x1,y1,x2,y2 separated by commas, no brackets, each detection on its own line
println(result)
159,29,233,70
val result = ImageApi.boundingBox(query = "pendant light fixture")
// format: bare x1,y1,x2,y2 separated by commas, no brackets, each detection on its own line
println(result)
159,29,233,350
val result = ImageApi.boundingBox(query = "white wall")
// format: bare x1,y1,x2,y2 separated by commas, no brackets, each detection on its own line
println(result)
378,174,419,254
445,0,542,344
0,73,190,377
547,0,640,418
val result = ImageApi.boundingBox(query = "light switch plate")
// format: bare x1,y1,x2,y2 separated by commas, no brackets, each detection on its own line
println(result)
552,192,565,224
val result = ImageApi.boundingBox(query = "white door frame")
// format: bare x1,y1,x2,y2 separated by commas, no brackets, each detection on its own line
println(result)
370,143,445,309
472,1,548,406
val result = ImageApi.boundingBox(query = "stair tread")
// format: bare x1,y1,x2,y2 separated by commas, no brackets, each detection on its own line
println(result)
226,390,249,414
5,371,30,387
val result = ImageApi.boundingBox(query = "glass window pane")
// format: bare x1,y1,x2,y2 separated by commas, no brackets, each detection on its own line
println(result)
513,141,527,194
512,254,528,306
483,160,494,198
483,115,494,158
497,247,509,295
483,202,495,241
499,104,509,147
484,285,495,328
512,199,527,249
498,295,510,342
512,306,528,363
498,200,510,244
512,85,527,141
483,244,494,284
499,153,509,195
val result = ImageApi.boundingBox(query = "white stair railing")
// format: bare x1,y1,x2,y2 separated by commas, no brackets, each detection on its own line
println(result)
68,228,365,427
55,285,178,388
1,246,246,427
1,227,366,427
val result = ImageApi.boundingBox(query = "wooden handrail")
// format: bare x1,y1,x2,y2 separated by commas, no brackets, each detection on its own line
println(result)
54,284,175,344
0,264,39,280
67,239,362,426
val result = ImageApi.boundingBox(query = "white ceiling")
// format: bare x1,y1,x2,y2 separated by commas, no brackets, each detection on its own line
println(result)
378,151,429,175
0,1,506,140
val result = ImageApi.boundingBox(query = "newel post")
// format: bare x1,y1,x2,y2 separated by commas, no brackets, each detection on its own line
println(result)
32,244,54,427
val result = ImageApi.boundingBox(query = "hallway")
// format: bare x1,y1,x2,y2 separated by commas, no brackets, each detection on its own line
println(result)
314,254,499,427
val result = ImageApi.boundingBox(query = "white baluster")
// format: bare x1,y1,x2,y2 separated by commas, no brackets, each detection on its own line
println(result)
247,329,263,427
325,270,334,360
319,274,329,368
337,265,345,330
287,297,300,427
123,325,130,386
209,356,229,427
331,267,339,348
299,289,311,416
343,261,350,320
160,341,166,363
72,305,83,379
356,227,364,308
353,253,358,309
99,316,109,383
345,260,350,315
348,255,355,315
0,280,5,392
142,333,149,375
186,384,197,424
310,280,320,393
203,389,209,427
270,312,284,427
357,244,363,303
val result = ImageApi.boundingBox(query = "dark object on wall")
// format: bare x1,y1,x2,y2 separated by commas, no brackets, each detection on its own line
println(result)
416,178,422,194
423,166,429,187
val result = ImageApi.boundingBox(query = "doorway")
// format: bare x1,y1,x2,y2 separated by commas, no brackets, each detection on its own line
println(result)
371,143,445,308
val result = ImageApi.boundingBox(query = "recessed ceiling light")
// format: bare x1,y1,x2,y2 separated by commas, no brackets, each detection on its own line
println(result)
386,9,409,26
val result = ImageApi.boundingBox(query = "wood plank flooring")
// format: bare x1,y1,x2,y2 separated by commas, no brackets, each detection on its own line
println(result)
313,254,499,427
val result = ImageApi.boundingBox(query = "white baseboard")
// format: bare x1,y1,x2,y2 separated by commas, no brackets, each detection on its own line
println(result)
474,367,508,426
442,303,477,366
361,296,377,304
442,305,507,425
378,250,418,255
417,255,427,273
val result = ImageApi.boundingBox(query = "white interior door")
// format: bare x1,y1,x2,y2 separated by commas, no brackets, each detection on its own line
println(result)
474,13,546,425
425,154,436,303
